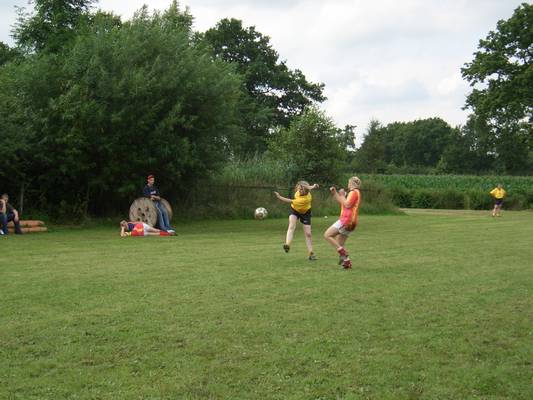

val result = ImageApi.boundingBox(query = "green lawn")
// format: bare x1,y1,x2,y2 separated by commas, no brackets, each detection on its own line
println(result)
1,211,532,399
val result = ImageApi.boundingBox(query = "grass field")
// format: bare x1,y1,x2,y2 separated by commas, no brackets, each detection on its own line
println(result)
1,211,532,399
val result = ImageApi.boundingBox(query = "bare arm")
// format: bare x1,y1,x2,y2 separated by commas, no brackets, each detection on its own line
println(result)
0,199,4,213
329,187,352,208
300,183,319,191
274,191,292,204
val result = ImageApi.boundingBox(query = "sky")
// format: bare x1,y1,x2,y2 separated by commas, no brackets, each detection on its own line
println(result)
0,0,528,142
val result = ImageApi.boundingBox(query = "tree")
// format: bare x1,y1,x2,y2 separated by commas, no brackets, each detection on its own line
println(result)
13,0,95,53
353,118,455,173
352,120,386,173
399,118,455,167
0,3,245,217
268,107,347,184
461,2,533,174
438,115,495,174
0,42,20,66
203,18,326,154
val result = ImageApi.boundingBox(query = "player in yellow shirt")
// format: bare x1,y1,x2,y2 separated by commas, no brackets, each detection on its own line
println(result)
274,181,319,261
490,183,506,217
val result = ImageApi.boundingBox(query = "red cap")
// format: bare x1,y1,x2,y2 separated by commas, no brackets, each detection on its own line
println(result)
147,174,154,180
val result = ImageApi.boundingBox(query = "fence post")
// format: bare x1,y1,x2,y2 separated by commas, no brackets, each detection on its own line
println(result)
20,182,24,215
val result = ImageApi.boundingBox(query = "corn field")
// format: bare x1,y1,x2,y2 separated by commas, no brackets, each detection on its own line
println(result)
359,174,533,194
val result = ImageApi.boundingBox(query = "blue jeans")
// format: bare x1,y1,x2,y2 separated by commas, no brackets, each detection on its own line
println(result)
154,202,172,231
0,213,22,234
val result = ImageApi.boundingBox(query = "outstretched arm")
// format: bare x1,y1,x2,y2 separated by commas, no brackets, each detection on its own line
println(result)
300,183,319,191
330,187,352,208
274,191,292,204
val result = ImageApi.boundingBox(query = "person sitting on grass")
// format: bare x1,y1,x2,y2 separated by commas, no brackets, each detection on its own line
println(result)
490,183,506,217
323,176,362,269
0,193,22,235
274,180,320,261
120,220,173,237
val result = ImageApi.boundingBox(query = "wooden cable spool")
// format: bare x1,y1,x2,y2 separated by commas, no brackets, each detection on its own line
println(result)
128,197,173,227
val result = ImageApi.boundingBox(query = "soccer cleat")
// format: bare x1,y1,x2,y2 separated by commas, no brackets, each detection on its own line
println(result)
342,258,352,269
338,256,345,265
308,253,317,261
283,244,290,253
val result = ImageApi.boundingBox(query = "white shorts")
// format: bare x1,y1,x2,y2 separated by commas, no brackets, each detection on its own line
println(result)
332,220,353,237
142,223,151,236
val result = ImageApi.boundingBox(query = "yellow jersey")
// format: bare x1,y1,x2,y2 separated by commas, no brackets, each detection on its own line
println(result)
291,192,312,214
490,188,506,199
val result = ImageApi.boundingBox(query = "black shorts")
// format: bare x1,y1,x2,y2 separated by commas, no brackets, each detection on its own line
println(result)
495,199,503,206
290,208,312,225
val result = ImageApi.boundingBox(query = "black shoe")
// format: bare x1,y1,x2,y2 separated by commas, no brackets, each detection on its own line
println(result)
283,244,290,253
308,253,317,261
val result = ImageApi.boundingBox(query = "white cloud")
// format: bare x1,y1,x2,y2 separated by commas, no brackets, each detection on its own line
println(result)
1,0,526,143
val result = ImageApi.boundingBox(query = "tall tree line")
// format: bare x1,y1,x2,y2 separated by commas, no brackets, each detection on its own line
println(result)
354,3,532,175
0,0,326,218
0,1,530,218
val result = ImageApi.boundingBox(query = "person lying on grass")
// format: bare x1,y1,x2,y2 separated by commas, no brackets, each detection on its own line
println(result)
120,220,173,237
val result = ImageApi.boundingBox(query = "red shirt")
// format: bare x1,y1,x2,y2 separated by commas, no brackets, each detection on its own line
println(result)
131,223,145,236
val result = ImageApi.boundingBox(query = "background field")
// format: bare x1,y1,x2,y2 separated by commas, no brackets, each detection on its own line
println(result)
359,174,533,211
360,174,533,192
1,211,532,399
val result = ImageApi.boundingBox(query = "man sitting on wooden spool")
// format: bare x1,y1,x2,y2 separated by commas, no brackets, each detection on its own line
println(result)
143,175,174,233
0,193,23,235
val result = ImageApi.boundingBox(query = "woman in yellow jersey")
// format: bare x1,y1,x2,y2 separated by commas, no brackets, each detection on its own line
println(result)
324,176,361,269
490,183,506,217
274,180,319,261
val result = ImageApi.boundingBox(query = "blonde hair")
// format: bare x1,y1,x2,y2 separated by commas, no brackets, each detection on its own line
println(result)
349,176,361,189
295,180,310,195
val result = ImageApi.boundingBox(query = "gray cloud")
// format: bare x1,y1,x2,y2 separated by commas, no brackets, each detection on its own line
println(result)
0,0,526,140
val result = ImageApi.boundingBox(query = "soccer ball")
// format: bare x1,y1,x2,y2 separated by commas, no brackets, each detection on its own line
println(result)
254,207,268,220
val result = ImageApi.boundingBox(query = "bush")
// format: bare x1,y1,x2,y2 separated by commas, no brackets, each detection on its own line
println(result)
505,193,527,210
359,181,399,214
389,187,413,208
432,189,465,209
525,191,533,208
465,190,493,210
411,190,435,208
